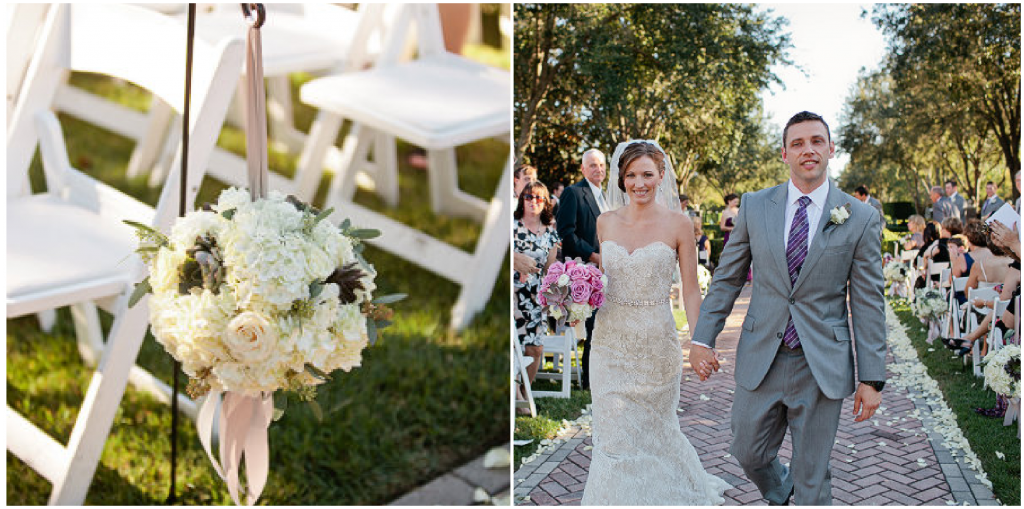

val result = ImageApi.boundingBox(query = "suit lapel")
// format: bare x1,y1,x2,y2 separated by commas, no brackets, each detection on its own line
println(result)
792,184,845,293
579,180,601,219
765,185,790,290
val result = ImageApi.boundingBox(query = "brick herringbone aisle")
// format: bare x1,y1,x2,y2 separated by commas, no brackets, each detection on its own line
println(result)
515,285,997,506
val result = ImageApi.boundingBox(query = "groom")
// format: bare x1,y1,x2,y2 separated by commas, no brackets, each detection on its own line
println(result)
690,111,886,505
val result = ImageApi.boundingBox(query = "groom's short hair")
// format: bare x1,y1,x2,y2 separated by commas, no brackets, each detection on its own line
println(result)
783,111,831,146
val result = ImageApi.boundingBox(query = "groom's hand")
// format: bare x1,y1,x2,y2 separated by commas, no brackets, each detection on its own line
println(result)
688,344,719,381
852,383,882,422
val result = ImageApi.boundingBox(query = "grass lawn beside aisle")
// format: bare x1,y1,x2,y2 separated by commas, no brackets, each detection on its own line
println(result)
7,43,510,505
891,301,1020,506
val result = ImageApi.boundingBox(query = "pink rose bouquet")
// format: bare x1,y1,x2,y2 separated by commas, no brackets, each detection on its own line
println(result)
539,257,607,325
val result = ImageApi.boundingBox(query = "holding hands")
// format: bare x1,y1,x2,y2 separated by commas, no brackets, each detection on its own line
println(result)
688,343,720,381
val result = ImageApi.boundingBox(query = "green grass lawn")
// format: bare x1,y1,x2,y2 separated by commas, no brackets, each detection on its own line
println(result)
892,302,1020,506
7,42,510,505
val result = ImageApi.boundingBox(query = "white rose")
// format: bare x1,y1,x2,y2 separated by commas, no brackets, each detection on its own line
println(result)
557,274,571,286
223,311,279,364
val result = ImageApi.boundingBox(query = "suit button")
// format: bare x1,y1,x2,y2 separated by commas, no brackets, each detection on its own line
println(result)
777,332,783,338
789,298,795,304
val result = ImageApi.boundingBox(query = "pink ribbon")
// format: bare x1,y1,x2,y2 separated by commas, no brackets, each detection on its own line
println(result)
244,24,268,201
198,390,274,505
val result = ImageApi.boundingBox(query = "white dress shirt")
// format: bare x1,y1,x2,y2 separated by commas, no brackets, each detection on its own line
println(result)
587,180,608,213
783,179,829,249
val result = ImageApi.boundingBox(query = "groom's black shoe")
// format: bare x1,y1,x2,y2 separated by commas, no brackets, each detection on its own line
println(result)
768,487,794,506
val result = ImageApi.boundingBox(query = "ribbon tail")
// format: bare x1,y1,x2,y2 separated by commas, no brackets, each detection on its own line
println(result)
242,393,275,505
197,390,226,479
221,393,255,506
1004,398,1020,426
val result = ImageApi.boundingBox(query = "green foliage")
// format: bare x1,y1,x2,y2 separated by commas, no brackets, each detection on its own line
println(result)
513,378,592,469
514,3,793,203
842,4,1021,208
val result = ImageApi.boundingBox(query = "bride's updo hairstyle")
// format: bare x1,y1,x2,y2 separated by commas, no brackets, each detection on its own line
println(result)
617,141,666,192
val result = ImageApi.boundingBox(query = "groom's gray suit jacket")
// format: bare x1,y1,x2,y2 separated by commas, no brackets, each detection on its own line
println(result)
691,183,886,400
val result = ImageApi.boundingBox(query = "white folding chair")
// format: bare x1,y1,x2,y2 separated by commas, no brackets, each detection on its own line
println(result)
966,287,1000,377
6,5,243,503
534,328,578,399
296,4,510,330
945,276,969,339
927,261,949,290
513,335,537,418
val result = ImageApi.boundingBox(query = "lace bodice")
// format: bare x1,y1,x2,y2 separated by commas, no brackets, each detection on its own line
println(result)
601,240,676,306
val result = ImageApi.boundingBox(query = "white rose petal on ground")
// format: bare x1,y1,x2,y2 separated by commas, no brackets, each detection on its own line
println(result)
483,447,511,469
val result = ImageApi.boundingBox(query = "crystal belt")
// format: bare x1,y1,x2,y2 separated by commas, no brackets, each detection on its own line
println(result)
606,295,670,307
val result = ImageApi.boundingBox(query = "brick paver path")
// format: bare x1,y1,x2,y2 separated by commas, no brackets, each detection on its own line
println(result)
515,286,999,506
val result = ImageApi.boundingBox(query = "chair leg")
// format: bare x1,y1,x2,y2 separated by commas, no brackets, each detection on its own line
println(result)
425,148,489,220
450,162,511,331
36,309,57,333
47,298,151,505
126,97,173,179
70,301,104,368
266,75,305,154
327,122,375,203
294,111,344,201
373,132,399,207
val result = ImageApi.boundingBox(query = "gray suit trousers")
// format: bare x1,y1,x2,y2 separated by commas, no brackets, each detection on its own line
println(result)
731,345,844,506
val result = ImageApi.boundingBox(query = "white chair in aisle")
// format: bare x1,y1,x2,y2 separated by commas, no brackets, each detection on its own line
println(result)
534,328,578,399
965,287,1000,377
945,276,969,339
514,335,537,418
296,4,511,330
927,262,949,290
6,4,243,503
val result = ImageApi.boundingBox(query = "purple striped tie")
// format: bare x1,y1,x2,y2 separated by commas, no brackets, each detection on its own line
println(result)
783,196,812,348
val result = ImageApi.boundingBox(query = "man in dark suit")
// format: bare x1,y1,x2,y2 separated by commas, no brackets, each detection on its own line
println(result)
556,148,608,391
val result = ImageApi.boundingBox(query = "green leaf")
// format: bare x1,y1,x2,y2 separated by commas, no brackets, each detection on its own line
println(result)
305,363,331,382
272,391,288,421
366,318,378,346
372,293,406,305
221,208,236,220
339,218,351,231
309,281,324,299
307,400,324,422
127,277,151,308
313,207,334,225
348,228,381,240
375,319,393,330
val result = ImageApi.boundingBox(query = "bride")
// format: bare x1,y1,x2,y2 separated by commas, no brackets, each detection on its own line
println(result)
581,140,731,505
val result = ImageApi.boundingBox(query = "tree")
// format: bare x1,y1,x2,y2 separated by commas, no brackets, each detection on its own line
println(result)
873,4,1021,200
513,4,792,203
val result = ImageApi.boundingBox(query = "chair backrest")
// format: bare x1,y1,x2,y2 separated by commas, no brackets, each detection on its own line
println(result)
900,249,917,262
929,261,949,276
6,4,52,120
968,287,1000,313
953,276,969,292
8,4,244,232
375,4,446,67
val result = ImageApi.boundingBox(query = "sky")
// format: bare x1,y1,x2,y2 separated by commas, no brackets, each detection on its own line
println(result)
755,4,889,178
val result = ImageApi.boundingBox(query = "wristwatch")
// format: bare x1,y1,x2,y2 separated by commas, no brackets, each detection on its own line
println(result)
861,380,885,392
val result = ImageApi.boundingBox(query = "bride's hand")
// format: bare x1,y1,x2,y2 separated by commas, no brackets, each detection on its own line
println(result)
688,344,720,381
569,319,581,327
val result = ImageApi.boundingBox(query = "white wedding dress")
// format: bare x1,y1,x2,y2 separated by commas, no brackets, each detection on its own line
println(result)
582,240,731,506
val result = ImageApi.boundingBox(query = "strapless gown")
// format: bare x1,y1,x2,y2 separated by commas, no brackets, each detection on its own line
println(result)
581,241,731,506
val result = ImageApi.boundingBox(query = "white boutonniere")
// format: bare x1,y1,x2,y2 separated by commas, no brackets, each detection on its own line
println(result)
828,203,852,227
